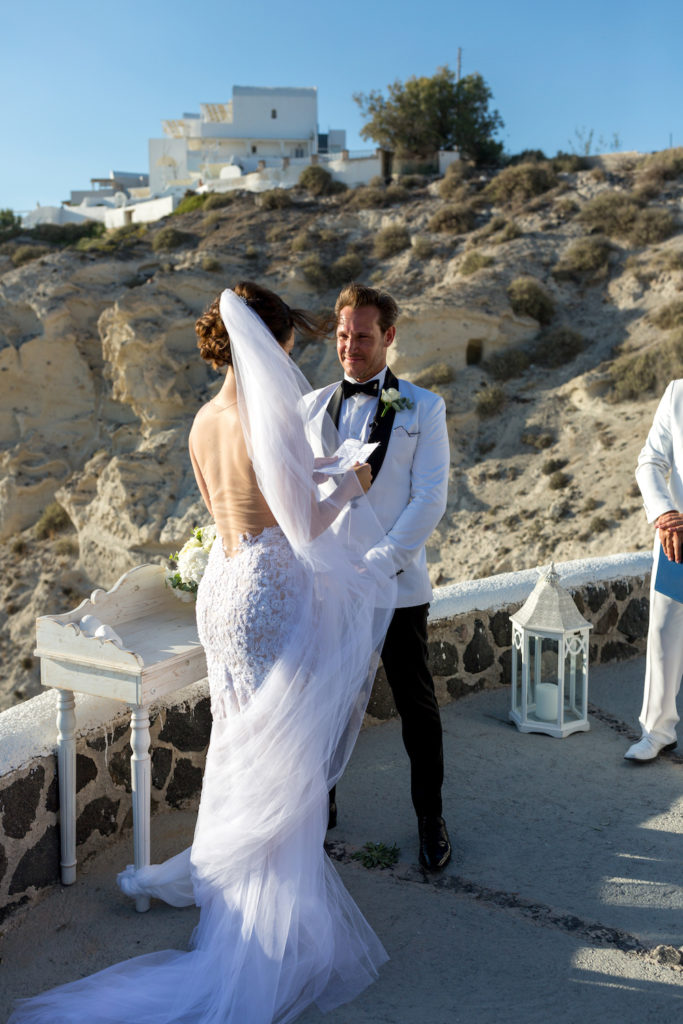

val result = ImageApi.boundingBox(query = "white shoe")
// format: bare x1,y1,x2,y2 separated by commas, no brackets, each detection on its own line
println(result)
624,736,677,762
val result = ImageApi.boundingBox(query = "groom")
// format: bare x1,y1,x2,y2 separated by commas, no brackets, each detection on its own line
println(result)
312,282,451,871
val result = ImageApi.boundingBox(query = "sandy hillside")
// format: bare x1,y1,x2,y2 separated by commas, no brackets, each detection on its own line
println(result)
1,148,682,709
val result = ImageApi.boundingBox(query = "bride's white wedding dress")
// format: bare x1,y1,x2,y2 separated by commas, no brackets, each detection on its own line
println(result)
10,292,395,1024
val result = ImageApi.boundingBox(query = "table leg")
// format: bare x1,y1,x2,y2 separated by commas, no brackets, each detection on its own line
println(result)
130,705,151,913
56,690,77,885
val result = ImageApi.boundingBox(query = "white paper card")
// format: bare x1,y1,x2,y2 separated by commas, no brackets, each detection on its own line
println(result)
313,439,379,476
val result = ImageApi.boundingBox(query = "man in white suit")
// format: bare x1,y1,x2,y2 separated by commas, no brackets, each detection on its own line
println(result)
626,379,683,761
309,283,451,870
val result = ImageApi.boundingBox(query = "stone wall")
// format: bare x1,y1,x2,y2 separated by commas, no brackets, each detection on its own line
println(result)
0,562,651,922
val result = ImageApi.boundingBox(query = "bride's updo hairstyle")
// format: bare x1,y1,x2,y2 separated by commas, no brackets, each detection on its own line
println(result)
195,280,333,368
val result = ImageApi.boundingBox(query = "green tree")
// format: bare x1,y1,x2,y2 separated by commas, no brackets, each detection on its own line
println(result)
0,208,22,240
354,67,503,165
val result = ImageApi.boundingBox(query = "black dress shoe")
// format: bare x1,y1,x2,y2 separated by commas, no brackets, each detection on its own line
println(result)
418,815,451,871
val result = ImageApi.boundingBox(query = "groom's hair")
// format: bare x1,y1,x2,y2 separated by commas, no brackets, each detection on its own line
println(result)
334,283,398,334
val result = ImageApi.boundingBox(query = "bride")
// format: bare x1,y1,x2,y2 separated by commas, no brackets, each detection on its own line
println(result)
10,283,396,1024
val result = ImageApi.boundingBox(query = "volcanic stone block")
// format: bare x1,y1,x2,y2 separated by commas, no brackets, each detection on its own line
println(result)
367,668,397,720
9,825,60,894
584,585,610,614
76,753,98,792
159,697,212,752
108,745,133,792
86,720,129,752
0,894,29,925
427,640,458,676
0,766,45,839
152,746,173,790
446,676,485,699
77,796,120,844
166,758,203,808
612,579,633,601
600,640,639,663
463,620,494,674
45,772,59,813
617,598,650,641
489,609,512,648
595,602,619,635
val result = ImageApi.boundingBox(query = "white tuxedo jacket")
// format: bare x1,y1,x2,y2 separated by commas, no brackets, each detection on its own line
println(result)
306,375,450,608
636,379,683,523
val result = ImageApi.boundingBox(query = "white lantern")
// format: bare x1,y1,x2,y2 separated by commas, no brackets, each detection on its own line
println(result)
509,564,592,738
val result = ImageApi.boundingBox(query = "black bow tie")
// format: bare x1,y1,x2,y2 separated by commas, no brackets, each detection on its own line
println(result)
342,379,380,399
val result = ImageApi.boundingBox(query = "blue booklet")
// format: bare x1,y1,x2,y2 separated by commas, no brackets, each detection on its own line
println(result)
654,547,683,603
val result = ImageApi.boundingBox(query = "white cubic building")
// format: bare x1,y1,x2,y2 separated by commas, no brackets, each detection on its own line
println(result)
149,86,345,194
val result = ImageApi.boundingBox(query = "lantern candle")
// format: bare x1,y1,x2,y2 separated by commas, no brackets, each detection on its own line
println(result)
536,682,558,721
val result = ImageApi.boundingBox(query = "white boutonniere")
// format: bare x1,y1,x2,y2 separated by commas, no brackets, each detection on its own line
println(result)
380,387,414,418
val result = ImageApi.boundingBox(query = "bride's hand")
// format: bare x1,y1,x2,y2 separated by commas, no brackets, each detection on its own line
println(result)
353,462,372,493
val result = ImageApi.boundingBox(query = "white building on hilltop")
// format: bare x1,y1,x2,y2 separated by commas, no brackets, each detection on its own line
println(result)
149,86,346,194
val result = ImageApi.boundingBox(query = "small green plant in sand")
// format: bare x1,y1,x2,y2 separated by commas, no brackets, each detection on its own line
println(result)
351,842,400,869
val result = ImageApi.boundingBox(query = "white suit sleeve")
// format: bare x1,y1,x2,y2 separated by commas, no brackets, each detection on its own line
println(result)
635,381,677,523
363,396,449,577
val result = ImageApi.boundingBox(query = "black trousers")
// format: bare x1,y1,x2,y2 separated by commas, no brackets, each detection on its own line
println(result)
331,603,444,819
381,603,444,818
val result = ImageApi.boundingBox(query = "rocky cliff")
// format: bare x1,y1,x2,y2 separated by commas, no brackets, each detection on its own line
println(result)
1,150,682,707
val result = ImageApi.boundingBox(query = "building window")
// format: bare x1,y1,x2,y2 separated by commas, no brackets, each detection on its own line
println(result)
251,145,257,154
271,109,277,119
294,147,304,158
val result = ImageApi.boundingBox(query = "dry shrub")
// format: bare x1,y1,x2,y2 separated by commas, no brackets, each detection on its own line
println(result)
412,236,435,259
551,153,589,173
291,230,314,253
259,189,292,210
412,362,454,388
203,192,234,210
531,327,585,368
635,147,683,196
577,192,641,239
484,162,558,205
542,458,568,475
152,226,192,251
483,348,530,381
36,503,71,540
299,165,335,196
521,431,554,449
608,331,683,401
651,300,683,330
548,471,571,490
330,253,363,284
552,237,611,281
507,276,555,324
475,384,505,417
428,202,476,234
201,255,222,273
346,186,388,210
11,244,50,266
373,224,411,259
459,251,493,276
629,208,676,246
300,253,329,288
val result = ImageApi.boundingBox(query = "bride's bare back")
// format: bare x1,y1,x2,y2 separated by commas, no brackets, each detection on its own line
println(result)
189,368,277,554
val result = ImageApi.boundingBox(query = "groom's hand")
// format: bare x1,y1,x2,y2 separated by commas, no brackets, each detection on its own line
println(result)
353,462,372,493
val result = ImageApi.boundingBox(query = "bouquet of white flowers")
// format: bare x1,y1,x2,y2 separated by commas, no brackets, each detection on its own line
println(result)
165,525,217,601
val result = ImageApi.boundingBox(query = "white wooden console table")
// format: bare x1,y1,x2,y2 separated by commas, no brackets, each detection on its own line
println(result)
35,564,207,912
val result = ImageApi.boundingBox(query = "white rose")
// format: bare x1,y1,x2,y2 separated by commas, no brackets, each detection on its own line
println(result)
177,545,209,585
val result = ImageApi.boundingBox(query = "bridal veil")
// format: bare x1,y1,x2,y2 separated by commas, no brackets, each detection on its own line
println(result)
9,289,396,1024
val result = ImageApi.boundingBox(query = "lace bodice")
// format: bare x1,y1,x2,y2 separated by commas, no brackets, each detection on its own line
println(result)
196,528,307,718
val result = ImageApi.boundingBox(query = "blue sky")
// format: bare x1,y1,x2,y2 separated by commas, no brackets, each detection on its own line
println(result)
2,0,682,213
